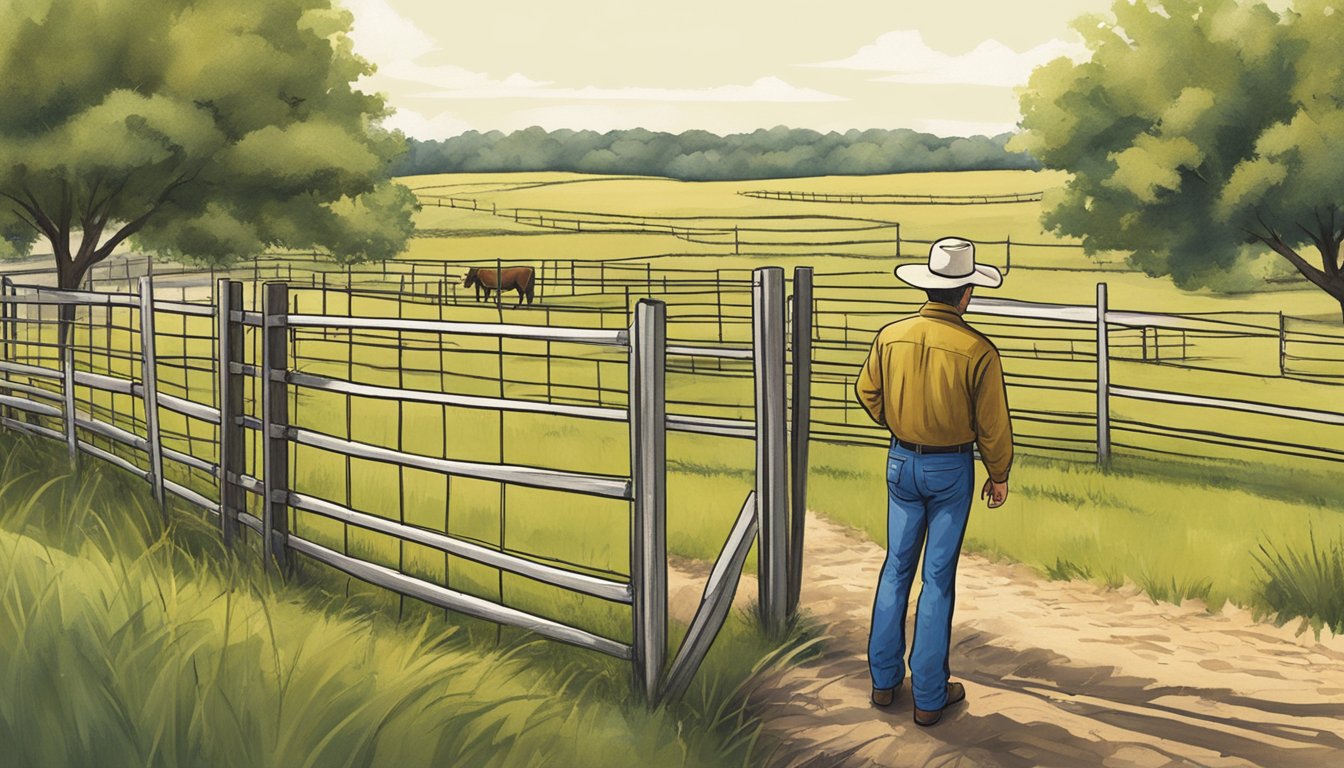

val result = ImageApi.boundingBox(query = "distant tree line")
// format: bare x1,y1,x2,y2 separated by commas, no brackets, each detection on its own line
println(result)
390,126,1041,181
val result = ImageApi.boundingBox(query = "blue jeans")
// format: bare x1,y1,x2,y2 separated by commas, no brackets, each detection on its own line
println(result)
868,440,973,710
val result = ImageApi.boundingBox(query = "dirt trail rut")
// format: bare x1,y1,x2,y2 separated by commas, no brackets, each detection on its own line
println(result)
676,511,1344,767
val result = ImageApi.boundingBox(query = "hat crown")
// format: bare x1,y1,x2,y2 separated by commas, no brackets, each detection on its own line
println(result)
893,235,1002,290
930,239,975,278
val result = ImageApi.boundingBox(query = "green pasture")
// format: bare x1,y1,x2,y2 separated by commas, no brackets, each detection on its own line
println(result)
3,169,1343,640
0,430,799,767
811,441,1344,622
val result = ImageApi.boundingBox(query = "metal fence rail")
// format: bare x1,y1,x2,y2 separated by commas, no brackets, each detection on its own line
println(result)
0,268,813,705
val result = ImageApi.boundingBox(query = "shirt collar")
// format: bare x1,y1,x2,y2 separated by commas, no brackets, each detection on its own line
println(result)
919,302,966,324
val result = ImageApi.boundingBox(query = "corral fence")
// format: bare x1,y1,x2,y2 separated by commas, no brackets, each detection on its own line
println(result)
739,189,1046,205
0,267,817,705
799,281,1344,468
412,193,1121,269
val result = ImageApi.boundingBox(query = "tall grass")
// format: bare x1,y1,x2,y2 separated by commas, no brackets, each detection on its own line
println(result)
1254,528,1344,636
0,432,787,767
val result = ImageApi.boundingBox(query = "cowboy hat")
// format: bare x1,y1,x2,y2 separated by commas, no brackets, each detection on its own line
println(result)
895,237,1003,290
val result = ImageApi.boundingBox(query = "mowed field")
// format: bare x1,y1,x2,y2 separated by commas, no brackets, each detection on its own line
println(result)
7,169,1344,645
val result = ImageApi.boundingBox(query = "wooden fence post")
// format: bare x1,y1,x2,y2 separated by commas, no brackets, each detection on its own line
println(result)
1279,312,1287,376
1096,282,1111,465
1005,235,1012,274
138,277,166,511
895,223,902,258
629,299,668,702
787,267,813,617
217,279,244,546
753,267,788,636
715,270,724,343
262,283,291,571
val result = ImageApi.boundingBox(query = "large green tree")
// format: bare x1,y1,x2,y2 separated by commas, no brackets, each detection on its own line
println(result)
1015,0,1344,320
0,0,416,291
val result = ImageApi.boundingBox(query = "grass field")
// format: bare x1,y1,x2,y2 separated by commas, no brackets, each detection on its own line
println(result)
4,168,1343,652
0,430,808,767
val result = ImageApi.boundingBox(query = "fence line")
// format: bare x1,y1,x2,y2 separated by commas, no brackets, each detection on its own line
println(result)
739,189,1045,205
0,269,816,705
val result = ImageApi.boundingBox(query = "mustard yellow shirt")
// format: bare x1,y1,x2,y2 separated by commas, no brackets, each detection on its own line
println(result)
854,302,1014,482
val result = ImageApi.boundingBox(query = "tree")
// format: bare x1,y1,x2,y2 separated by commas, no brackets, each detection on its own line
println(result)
389,127,1039,181
1014,0,1344,320
0,0,417,292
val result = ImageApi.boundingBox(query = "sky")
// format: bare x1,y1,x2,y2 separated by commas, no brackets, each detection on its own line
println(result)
343,0,1120,140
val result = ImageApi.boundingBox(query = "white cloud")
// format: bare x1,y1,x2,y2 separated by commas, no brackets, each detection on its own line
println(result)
344,0,840,107
906,117,1019,138
380,108,475,140
808,30,1085,87
344,0,434,62
510,103,684,133
345,0,550,97
414,76,844,103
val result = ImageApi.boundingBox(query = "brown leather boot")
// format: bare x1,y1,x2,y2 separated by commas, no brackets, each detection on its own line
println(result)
913,682,965,726
871,681,902,708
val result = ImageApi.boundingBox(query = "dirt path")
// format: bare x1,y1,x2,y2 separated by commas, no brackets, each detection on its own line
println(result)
678,511,1344,767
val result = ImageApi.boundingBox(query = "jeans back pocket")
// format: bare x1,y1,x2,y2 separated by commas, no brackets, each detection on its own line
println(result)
922,463,968,494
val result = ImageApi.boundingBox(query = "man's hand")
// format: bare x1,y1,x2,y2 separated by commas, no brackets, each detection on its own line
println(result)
981,478,1008,509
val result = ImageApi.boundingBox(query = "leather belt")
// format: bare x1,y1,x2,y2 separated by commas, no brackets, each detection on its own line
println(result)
892,438,974,454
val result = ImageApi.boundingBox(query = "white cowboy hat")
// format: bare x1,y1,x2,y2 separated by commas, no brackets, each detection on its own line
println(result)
894,237,1003,290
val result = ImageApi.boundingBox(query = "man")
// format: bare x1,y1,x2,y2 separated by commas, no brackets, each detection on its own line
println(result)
855,236,1013,727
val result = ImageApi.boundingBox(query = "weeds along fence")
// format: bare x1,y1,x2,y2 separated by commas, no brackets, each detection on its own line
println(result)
0,267,817,704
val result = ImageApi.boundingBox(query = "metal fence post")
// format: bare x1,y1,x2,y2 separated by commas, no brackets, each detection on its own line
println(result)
1096,282,1111,465
60,299,78,465
217,279,244,546
753,267,788,635
138,277,166,510
262,283,291,571
787,267,813,617
0,278,12,423
629,299,667,702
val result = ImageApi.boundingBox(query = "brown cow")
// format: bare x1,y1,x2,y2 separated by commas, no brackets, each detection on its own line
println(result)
463,266,536,306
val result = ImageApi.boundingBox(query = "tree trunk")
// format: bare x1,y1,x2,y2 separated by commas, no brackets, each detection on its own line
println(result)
57,257,87,291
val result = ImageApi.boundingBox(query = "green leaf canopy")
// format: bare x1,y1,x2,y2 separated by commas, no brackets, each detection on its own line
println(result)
0,0,416,287
1015,0,1344,318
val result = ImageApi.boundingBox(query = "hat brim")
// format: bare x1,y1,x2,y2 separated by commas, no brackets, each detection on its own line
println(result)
894,263,1002,290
